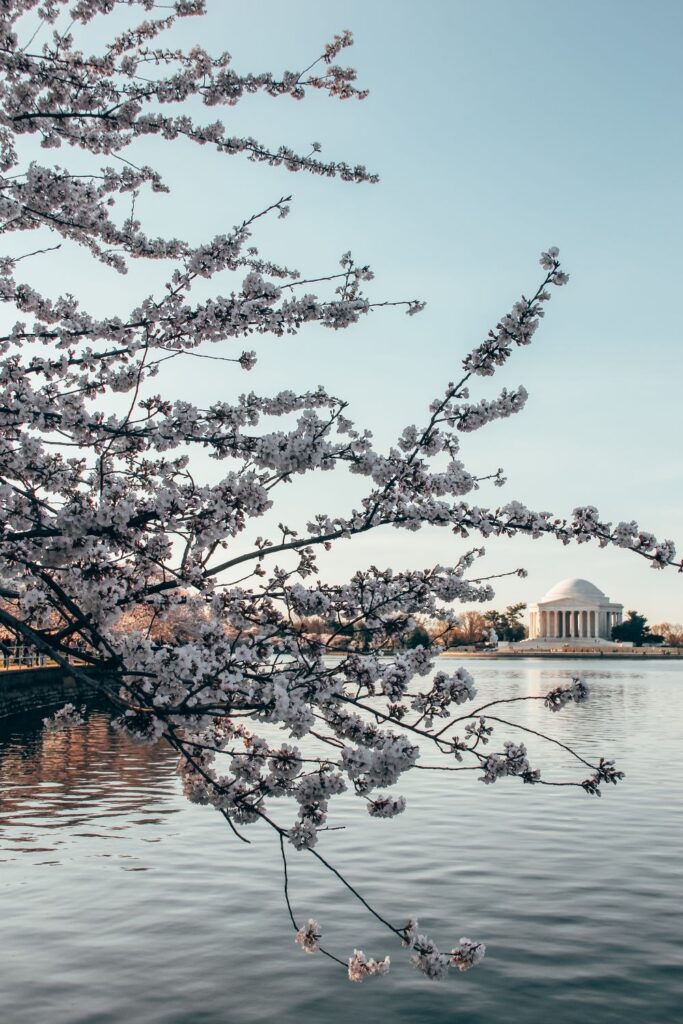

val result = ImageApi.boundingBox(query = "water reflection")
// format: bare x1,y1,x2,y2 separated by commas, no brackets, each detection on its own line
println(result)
0,710,179,858
0,660,681,1024
536,667,645,680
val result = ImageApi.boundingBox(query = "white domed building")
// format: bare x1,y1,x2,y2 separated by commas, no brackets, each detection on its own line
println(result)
527,578,623,645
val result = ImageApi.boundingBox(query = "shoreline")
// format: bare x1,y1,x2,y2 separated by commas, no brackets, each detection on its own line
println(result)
440,649,683,660
321,648,683,660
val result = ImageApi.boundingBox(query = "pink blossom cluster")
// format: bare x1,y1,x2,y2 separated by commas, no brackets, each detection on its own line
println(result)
42,702,85,731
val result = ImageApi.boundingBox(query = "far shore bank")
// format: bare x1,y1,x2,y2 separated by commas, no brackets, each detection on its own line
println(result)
441,648,683,660
321,647,683,660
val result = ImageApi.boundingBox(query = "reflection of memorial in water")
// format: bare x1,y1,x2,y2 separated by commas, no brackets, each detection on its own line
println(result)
0,711,180,855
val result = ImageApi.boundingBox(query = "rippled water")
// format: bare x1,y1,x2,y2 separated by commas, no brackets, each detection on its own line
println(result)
1,659,682,1024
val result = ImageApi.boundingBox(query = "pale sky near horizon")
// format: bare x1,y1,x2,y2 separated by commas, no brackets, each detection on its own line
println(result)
17,1,683,623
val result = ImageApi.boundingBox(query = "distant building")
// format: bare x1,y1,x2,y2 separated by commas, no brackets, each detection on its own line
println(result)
528,578,623,644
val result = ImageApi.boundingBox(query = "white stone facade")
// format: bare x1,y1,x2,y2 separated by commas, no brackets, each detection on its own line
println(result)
528,578,623,643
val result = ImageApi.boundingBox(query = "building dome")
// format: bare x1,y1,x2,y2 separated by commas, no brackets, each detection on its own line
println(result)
541,577,607,603
527,577,622,645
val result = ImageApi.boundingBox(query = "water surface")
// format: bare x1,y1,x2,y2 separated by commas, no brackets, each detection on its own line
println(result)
1,659,682,1023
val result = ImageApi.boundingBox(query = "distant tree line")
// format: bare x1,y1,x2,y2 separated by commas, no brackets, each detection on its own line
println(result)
291,605,529,651
610,610,683,647
296,606,683,651
651,622,683,646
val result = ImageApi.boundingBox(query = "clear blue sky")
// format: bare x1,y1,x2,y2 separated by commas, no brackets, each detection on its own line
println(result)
30,1,683,622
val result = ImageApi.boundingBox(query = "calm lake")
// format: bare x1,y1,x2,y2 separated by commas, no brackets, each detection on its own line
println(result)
1,658,682,1024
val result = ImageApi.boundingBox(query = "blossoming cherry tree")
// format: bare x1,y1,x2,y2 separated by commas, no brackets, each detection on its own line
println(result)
0,0,675,984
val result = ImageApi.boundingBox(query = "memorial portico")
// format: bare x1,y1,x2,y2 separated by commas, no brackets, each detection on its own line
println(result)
528,578,623,643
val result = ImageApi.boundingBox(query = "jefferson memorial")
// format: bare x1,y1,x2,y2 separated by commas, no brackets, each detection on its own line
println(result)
527,578,623,644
